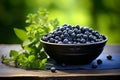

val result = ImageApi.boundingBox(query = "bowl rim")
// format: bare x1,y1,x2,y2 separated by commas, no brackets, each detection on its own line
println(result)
40,36,108,46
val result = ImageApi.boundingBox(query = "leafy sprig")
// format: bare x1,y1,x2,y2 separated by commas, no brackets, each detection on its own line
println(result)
1,9,59,70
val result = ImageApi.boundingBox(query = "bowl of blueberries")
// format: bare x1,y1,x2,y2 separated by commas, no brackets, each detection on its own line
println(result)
40,24,108,65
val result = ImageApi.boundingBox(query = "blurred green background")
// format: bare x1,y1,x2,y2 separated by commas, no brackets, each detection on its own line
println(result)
0,0,120,44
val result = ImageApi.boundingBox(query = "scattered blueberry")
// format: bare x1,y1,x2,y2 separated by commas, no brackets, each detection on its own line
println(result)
107,55,112,60
42,24,106,44
97,59,102,64
50,66,56,73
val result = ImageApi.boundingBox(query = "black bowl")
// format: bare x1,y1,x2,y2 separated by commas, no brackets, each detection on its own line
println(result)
40,37,108,65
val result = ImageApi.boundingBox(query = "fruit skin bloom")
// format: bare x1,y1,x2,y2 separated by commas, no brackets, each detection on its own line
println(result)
42,24,106,44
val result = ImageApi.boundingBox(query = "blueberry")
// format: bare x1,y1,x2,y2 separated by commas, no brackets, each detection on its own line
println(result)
84,31,90,35
55,36,59,40
49,38,55,43
54,31,58,36
64,32,69,37
75,25,80,30
68,41,72,44
76,38,81,42
63,30,67,33
63,24,67,27
89,35,94,40
42,37,48,41
73,28,78,34
80,38,86,43
58,41,63,44
60,34,64,39
83,34,88,40
71,33,76,37
57,31,62,35
76,34,81,38
81,27,85,33
107,55,112,60
68,30,73,35
50,67,56,73
55,40,59,43
73,42,77,44
63,39,69,44
92,64,97,68
88,28,93,32
97,59,102,64
67,25,73,30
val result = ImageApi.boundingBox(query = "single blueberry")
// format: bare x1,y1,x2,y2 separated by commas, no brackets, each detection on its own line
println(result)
58,41,63,44
76,38,81,42
80,38,86,43
76,34,81,38
55,40,59,43
107,55,112,60
68,30,73,35
49,38,55,43
42,37,48,41
75,25,80,30
60,34,64,39
68,41,72,44
97,59,102,65
55,36,59,40
73,28,78,33
71,33,76,38
50,66,56,73
67,25,73,30
63,39,69,44
83,34,88,40
64,32,69,37
57,31,62,35
63,24,67,27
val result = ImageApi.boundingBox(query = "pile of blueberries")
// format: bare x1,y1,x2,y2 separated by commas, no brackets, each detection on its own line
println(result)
42,24,106,44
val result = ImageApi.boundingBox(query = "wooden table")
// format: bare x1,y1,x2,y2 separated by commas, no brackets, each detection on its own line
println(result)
0,44,120,80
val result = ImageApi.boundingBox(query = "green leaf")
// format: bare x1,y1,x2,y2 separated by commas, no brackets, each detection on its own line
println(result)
39,58,47,70
14,28,28,41
28,55,35,62
10,50,19,58
22,38,35,47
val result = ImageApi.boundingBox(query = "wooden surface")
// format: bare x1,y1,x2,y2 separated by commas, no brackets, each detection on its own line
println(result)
0,44,120,80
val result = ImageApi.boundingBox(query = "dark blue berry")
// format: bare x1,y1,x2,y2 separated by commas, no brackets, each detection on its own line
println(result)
63,39,69,44
71,33,76,37
58,41,63,44
107,55,112,60
76,34,81,38
42,37,48,41
67,25,73,30
49,38,55,43
68,30,73,35
50,67,56,73
97,59,102,64
57,31,62,35
75,25,80,30
80,38,86,43
55,40,59,43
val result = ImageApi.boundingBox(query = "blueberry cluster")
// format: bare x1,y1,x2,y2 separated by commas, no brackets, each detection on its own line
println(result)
42,24,106,44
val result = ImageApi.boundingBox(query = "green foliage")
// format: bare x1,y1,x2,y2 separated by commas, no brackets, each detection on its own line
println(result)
14,28,28,41
1,9,59,70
